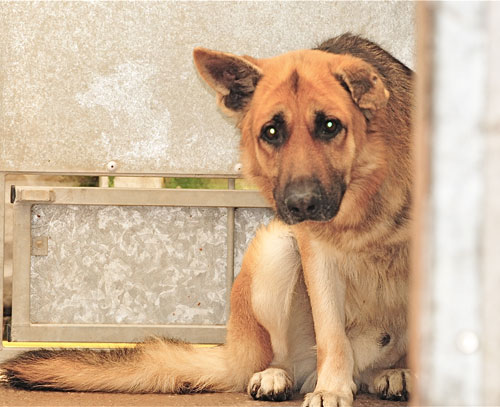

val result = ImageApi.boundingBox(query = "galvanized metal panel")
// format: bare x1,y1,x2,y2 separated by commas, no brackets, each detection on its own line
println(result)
9,188,231,344
0,1,415,175
234,208,274,277
30,204,229,325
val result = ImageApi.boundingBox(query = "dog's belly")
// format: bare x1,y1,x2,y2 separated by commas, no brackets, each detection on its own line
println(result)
342,251,409,374
346,317,407,376
297,242,408,375
286,270,407,391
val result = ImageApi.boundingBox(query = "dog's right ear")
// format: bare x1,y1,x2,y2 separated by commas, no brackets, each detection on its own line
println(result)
193,48,262,118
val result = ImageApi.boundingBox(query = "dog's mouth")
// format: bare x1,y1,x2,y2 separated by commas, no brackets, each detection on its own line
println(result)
274,177,346,225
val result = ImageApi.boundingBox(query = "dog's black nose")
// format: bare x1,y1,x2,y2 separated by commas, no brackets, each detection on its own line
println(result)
285,183,321,221
282,179,326,223
277,177,345,224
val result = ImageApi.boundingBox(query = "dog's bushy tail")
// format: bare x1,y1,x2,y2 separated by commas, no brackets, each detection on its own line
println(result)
0,338,251,393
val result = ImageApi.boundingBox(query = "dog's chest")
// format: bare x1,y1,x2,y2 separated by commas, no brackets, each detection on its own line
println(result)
316,242,409,328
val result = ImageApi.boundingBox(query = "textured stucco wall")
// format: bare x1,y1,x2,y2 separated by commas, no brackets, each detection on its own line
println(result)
0,1,415,176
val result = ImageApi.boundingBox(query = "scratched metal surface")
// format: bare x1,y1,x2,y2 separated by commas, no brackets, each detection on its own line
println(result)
233,208,274,277
29,204,228,324
29,205,273,325
0,1,415,175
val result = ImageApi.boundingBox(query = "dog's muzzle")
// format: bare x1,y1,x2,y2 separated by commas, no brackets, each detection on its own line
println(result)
276,177,345,225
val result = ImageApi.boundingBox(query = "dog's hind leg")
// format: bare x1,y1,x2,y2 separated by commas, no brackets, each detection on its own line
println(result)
221,238,276,392
244,220,315,401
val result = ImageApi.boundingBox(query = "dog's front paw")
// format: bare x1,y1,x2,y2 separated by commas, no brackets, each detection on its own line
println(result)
373,368,411,401
302,390,354,407
247,367,293,401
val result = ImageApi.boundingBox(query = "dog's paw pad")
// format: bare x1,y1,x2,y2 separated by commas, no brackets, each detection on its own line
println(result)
373,368,411,401
247,368,293,401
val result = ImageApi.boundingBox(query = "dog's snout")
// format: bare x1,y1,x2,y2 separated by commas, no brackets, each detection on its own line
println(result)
276,177,345,225
284,182,322,221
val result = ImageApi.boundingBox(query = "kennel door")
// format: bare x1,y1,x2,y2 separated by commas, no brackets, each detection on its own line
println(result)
10,187,273,343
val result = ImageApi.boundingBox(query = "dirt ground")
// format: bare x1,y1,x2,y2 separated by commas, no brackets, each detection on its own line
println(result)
0,386,407,407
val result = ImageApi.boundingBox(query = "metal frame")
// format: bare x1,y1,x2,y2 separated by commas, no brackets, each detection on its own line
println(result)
9,185,270,344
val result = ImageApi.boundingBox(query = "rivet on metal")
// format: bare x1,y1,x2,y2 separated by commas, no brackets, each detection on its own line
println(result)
31,236,49,256
107,161,118,172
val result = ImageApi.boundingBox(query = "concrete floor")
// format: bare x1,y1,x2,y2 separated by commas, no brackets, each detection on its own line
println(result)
0,387,407,407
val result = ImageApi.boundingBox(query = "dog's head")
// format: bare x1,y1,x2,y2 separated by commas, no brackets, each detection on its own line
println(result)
193,48,390,226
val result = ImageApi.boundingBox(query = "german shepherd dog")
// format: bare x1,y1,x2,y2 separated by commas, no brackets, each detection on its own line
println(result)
1,34,413,406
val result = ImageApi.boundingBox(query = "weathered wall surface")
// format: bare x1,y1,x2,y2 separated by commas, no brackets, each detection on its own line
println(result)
0,1,415,176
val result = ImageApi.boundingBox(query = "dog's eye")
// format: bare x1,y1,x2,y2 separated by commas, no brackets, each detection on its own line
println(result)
319,118,342,139
261,125,281,145
264,126,277,139
260,115,286,146
315,114,343,141
324,119,338,133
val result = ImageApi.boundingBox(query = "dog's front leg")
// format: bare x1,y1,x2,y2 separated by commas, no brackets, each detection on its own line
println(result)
246,220,303,401
296,233,357,407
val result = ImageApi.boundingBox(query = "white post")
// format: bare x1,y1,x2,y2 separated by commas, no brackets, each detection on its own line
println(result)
414,2,488,405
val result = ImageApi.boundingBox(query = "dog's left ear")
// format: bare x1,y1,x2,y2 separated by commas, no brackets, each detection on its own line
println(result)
334,60,390,120
193,48,262,118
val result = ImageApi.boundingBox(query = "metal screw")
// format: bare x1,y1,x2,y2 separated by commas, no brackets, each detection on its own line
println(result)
234,163,243,173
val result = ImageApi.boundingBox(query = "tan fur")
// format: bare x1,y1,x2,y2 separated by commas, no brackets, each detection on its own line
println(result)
1,35,412,406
